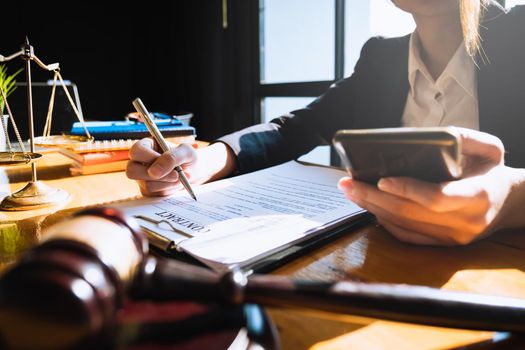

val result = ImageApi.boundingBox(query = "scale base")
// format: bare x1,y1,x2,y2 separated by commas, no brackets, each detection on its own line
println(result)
0,181,70,211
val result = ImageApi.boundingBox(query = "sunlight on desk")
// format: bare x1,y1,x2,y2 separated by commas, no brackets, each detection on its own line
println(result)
272,269,525,350
2,148,525,350
310,321,494,350
266,224,525,350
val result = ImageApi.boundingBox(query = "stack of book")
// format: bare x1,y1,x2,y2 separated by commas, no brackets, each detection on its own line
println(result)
59,136,196,175
69,117,196,140
59,139,133,175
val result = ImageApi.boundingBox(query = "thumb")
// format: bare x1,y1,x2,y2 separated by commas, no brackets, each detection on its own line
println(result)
148,143,196,179
457,127,504,165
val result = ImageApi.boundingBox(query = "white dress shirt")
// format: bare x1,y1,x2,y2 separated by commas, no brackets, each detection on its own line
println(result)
401,32,479,130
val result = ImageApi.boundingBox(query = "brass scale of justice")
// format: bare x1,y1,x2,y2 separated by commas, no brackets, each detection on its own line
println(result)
0,38,93,211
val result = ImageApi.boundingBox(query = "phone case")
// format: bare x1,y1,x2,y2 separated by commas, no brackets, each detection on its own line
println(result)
332,127,462,183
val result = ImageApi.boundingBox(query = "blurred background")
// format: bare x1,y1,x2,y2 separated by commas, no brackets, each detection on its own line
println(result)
1,0,517,164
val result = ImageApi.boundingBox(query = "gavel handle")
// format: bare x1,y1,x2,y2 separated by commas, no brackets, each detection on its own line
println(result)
130,257,525,333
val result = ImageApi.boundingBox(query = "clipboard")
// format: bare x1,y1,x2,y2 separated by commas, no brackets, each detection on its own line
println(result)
116,161,369,273
153,213,374,273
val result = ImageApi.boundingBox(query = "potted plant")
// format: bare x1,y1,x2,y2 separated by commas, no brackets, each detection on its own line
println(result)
0,64,23,150
0,64,22,114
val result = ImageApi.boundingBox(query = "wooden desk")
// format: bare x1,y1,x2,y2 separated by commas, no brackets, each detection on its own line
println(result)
2,150,525,349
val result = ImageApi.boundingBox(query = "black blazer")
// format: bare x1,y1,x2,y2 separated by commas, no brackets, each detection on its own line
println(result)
219,2,525,173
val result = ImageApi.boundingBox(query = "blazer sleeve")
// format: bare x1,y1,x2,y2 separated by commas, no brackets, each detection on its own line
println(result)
217,37,381,174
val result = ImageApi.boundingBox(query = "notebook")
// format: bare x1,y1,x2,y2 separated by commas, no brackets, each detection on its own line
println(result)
60,137,198,175
116,161,370,273
63,136,196,153
70,159,129,175
69,119,196,140
59,149,130,165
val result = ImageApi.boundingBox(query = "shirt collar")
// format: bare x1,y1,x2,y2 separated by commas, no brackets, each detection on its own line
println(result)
407,32,477,100
407,32,430,97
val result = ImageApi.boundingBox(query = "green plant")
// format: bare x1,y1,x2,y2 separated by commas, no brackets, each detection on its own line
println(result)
0,64,23,115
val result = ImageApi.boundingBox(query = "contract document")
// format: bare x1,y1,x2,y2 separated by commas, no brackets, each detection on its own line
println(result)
117,160,368,271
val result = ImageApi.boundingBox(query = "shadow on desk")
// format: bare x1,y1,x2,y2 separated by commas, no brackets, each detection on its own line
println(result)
2,150,525,350
269,226,525,350
2,155,73,183
3,201,525,350
4,201,525,295
276,224,525,290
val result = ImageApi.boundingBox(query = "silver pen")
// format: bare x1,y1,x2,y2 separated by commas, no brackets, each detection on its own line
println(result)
132,98,197,201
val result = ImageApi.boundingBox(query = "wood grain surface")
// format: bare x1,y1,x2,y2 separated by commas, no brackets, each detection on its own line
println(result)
1,148,524,349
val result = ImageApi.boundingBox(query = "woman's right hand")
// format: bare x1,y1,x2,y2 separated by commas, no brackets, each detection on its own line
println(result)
126,139,237,197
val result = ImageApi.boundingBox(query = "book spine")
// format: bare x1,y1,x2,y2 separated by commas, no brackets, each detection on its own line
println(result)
68,136,196,153
79,150,130,166
70,159,129,175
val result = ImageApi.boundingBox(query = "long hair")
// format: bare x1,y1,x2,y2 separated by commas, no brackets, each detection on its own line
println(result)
460,0,490,57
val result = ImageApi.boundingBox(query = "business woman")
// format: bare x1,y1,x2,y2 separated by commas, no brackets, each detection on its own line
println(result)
126,0,525,246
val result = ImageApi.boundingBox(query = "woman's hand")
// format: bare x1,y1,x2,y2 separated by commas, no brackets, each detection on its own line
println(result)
338,128,525,245
126,139,237,197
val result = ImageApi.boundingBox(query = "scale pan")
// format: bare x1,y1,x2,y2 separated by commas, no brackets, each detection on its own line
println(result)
0,152,42,165
34,135,92,148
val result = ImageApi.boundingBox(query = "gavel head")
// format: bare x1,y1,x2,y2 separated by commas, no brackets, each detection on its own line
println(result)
0,207,148,350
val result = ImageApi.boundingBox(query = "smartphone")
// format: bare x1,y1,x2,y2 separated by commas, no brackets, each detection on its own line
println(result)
332,127,463,184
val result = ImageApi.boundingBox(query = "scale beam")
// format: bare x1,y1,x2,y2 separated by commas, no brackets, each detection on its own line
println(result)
0,39,70,211
0,49,24,63
32,55,59,71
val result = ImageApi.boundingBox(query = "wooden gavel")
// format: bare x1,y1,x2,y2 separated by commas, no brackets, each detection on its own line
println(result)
2,207,525,350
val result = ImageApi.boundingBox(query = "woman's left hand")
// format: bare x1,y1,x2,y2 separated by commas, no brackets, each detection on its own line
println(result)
337,128,524,245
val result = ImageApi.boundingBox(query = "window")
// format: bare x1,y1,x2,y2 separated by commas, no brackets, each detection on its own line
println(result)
261,0,335,84
258,0,339,165
256,0,415,165
345,0,414,75
506,0,525,7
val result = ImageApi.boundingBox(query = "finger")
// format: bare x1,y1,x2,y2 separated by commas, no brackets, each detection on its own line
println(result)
351,180,471,227
139,187,180,197
337,176,353,192
354,179,490,243
129,138,161,163
137,180,183,195
359,198,458,244
148,143,196,179
377,217,453,246
126,161,180,182
456,127,504,164
376,176,485,212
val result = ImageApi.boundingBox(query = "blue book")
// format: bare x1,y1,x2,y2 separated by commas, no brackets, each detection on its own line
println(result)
69,118,196,140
